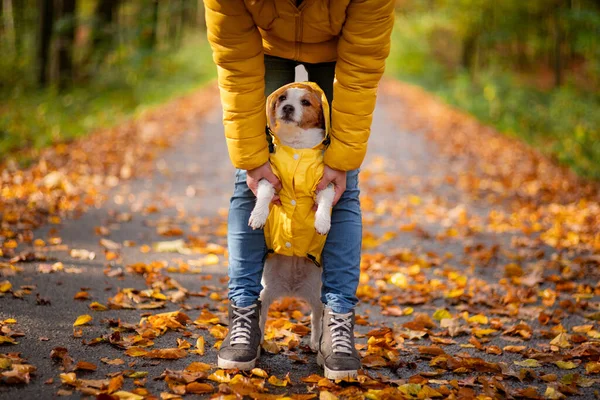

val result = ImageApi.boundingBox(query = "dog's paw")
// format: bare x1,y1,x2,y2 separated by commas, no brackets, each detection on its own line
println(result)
248,207,269,230
314,211,331,235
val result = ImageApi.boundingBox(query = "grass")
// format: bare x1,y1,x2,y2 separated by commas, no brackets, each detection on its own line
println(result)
0,35,216,161
387,14,600,180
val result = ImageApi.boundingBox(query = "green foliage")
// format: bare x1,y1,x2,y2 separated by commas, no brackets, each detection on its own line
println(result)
0,0,211,160
0,36,215,158
388,2,600,179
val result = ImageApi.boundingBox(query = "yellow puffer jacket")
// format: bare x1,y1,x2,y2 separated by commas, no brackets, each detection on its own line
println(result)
204,0,395,172
264,82,329,265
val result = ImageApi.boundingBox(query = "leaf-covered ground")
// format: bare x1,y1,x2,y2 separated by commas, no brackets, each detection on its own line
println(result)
1,79,599,400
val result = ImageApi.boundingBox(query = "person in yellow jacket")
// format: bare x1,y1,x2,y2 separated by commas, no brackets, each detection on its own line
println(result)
204,0,395,377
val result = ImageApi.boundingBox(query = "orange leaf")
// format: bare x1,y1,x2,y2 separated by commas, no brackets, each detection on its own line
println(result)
74,361,97,371
185,382,213,394
108,374,124,394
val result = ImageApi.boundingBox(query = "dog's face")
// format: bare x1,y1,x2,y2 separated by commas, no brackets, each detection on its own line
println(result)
272,86,325,130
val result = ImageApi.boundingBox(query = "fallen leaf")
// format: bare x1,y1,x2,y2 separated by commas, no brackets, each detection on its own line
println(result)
73,314,92,327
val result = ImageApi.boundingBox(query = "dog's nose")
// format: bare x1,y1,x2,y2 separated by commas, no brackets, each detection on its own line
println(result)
282,104,294,115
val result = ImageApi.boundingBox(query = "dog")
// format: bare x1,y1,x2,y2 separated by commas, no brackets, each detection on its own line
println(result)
248,82,335,351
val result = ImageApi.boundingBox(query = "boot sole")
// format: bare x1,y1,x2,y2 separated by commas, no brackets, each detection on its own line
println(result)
317,352,358,380
217,348,261,370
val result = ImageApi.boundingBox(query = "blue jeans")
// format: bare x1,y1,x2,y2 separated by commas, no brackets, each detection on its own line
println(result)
227,169,362,314
226,55,363,314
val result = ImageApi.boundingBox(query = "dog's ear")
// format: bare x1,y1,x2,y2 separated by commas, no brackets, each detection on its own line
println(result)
268,88,285,128
318,107,325,130
310,91,325,130
270,95,278,126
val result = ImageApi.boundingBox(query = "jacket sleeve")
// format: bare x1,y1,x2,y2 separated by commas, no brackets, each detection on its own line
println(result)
324,0,395,171
204,0,269,171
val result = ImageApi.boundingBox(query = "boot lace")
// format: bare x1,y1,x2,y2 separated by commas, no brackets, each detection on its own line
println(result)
230,303,258,346
328,311,354,355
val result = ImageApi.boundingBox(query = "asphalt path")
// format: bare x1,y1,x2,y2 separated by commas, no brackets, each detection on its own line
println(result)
1,70,598,399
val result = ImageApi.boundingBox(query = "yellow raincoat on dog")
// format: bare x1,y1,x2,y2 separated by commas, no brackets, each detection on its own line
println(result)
264,82,330,266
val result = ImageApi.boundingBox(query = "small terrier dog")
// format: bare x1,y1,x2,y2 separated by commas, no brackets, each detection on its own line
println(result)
248,82,335,350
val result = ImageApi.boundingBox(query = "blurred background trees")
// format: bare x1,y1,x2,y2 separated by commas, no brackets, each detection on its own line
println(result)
390,0,600,178
1,0,206,89
1,0,599,179
0,0,213,157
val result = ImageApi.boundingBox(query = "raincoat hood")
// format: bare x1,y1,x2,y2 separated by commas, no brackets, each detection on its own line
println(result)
262,82,331,265
265,81,330,149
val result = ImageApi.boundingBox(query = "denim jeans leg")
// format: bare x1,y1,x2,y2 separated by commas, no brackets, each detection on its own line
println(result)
227,170,268,307
321,170,362,314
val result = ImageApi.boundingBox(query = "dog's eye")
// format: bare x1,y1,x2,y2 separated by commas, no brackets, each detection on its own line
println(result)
279,95,286,102
301,99,311,107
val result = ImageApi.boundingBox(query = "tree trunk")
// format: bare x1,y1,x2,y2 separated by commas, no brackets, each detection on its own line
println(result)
90,0,119,64
57,0,76,89
37,0,54,87
11,0,24,52
141,0,158,50
553,6,563,87
461,32,478,73
168,0,185,48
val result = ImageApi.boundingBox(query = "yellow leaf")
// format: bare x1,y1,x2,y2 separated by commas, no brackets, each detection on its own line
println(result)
550,333,571,349
59,372,77,385
544,386,565,400
152,292,167,300
585,361,600,374
89,302,108,311
0,336,17,345
268,375,288,387
473,328,497,338
209,325,228,340
418,385,444,398
587,330,600,339
207,369,230,383
0,281,12,293
572,325,593,333
389,273,408,289
432,309,452,321
251,368,268,378
554,361,578,370
468,314,488,324
112,391,144,400
203,254,220,266
445,288,464,298
195,336,205,355
73,314,92,326
514,359,541,368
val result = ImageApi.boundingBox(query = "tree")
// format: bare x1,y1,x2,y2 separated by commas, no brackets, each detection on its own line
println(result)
12,0,25,53
140,0,159,51
37,0,54,87
56,0,77,88
89,0,120,66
